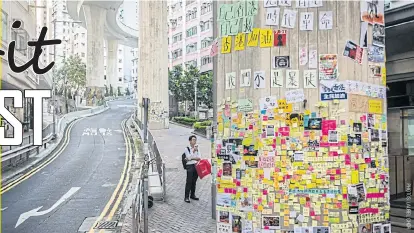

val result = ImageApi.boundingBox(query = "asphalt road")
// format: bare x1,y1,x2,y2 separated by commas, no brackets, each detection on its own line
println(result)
2,99,135,233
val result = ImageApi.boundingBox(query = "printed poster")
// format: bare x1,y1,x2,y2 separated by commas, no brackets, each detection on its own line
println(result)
259,96,278,110
319,54,338,80
320,80,347,101
273,56,290,68
373,23,385,47
274,29,287,46
360,22,368,48
360,0,385,25
217,222,232,233
369,65,381,78
343,40,364,64
368,45,385,63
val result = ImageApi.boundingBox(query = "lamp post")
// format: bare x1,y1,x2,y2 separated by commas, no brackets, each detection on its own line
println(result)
194,78,198,119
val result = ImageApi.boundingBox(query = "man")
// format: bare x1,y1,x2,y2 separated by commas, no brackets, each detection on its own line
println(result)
184,135,201,203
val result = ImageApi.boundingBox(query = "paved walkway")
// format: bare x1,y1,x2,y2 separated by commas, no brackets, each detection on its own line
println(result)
147,123,216,233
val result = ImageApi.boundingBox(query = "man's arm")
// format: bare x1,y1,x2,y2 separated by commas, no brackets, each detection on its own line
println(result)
184,147,191,161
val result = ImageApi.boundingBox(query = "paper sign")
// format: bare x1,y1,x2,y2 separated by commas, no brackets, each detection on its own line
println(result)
217,223,232,233
299,47,308,66
221,36,232,54
273,56,290,68
286,89,305,103
279,0,292,6
271,70,283,88
238,99,253,112
309,0,323,7
260,96,278,110
247,28,259,47
286,70,299,88
320,80,347,100
235,33,245,51
254,71,266,89
381,67,386,86
281,9,297,29
260,28,274,48
319,11,333,30
304,70,317,88
348,94,369,113
264,1,278,8
343,40,363,64
210,38,219,57
240,69,251,87
225,72,236,90
265,7,280,26
368,99,383,114
319,54,338,80
309,50,317,69
300,12,314,31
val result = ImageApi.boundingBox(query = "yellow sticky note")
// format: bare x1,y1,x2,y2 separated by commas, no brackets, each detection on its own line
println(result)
259,28,273,48
235,33,245,51
221,36,232,54
247,28,259,47
351,170,359,184
368,99,383,114
381,67,386,86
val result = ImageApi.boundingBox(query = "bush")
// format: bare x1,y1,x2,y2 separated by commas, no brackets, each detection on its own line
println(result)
173,117,197,126
193,121,212,136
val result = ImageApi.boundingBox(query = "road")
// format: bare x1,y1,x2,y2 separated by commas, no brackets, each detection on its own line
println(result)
2,99,135,233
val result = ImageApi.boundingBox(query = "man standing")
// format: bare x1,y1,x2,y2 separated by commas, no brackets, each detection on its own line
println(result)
184,135,201,203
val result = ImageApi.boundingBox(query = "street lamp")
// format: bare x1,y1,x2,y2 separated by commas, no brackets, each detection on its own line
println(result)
194,78,198,119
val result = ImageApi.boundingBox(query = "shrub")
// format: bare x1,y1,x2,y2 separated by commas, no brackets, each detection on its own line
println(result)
173,117,197,126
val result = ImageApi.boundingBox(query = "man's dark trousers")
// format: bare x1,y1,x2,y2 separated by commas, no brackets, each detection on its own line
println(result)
185,164,198,198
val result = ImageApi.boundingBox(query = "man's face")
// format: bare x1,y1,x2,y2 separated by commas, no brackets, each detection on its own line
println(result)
190,137,197,145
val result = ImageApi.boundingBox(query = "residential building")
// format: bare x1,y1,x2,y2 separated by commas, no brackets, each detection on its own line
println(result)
167,0,213,73
72,24,87,64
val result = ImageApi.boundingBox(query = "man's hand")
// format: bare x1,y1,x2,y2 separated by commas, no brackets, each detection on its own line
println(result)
192,157,201,161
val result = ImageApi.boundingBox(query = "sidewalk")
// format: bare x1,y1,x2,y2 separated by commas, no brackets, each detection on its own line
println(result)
121,124,216,233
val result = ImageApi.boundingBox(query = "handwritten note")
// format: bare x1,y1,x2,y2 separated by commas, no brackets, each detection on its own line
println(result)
286,89,305,103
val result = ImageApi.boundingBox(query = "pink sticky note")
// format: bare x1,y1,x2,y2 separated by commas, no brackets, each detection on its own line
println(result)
310,211,315,216
233,189,237,194
243,187,248,193
263,190,268,195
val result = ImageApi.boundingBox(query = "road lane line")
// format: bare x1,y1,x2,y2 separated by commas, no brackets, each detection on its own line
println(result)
0,118,80,194
88,119,130,233
106,120,133,220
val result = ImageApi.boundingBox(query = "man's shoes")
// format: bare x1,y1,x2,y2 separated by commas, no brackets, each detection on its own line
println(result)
184,198,190,203
190,196,199,201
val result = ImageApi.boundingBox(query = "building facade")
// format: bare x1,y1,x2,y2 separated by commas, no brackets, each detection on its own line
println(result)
167,0,213,73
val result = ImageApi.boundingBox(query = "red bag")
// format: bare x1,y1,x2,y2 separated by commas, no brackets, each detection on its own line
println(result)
196,159,211,179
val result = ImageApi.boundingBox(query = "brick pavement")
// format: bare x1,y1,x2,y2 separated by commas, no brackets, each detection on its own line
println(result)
146,124,216,233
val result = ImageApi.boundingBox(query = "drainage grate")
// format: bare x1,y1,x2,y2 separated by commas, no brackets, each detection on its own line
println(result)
94,221,118,229
165,168,179,172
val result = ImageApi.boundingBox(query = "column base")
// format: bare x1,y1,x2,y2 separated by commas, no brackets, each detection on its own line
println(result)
84,86,105,106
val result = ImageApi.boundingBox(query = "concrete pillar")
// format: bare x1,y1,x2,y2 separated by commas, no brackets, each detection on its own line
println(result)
214,0,388,230
83,4,106,106
107,40,119,95
138,0,169,129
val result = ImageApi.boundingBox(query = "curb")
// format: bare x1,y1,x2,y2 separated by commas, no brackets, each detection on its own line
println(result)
1,106,110,186
170,121,193,129
191,130,207,139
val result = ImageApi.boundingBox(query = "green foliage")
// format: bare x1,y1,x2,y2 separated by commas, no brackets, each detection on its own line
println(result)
109,84,114,96
55,55,86,94
104,85,109,97
125,88,131,96
172,117,197,126
168,65,213,108
193,120,212,129
117,87,121,96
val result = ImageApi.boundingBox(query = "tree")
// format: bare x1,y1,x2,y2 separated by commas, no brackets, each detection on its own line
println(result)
104,85,109,97
168,65,186,102
125,88,130,96
197,71,213,108
109,84,114,96
55,55,86,97
117,87,121,96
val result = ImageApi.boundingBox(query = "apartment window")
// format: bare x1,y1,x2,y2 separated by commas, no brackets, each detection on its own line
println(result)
201,56,212,66
119,59,122,63
186,26,197,37
172,49,182,59
201,38,213,49
119,68,122,72
201,3,212,15
173,33,182,43
104,75,107,80
2,10,8,42
186,10,197,21
82,33,85,38
81,52,85,58
200,20,210,32
119,77,122,82
186,43,197,54
185,59,197,68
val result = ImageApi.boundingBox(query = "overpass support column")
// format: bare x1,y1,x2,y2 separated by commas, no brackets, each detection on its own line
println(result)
83,4,106,106
107,40,119,96
138,0,169,129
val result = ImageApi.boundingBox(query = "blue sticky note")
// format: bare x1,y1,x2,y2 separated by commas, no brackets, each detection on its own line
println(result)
311,112,317,118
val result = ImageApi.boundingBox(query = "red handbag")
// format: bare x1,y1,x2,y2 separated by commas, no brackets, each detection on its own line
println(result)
196,159,211,179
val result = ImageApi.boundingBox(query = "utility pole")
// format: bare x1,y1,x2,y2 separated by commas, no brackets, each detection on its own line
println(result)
211,0,218,221
52,18,57,138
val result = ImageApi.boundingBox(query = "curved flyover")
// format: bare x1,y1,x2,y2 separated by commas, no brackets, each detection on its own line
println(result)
66,0,138,48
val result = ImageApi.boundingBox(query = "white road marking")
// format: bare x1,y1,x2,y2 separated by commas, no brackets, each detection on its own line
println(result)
15,187,81,228
1,207,8,211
